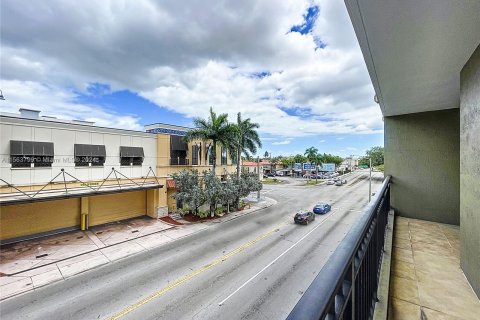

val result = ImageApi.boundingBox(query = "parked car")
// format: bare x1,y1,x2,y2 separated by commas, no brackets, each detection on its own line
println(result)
341,179,347,184
276,171,284,176
335,180,343,186
294,210,315,225
333,177,340,182
313,203,331,214
326,180,335,185
267,173,275,177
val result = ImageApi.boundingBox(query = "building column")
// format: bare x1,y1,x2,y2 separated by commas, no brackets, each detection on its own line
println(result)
460,43,480,298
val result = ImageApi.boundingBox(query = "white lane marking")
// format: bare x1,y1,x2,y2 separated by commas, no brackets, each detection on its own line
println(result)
218,209,339,306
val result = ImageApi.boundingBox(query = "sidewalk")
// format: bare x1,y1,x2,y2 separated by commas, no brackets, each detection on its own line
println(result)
0,197,276,300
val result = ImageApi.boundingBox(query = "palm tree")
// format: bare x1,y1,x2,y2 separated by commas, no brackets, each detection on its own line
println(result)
304,147,319,179
184,108,235,174
234,112,262,179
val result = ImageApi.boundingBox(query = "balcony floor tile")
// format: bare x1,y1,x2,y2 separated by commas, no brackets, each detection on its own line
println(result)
389,216,480,320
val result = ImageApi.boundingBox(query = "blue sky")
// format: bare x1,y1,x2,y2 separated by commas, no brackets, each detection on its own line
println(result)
1,1,384,158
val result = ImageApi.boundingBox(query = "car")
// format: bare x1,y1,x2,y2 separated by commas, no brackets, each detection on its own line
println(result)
267,173,275,177
294,210,315,225
276,171,284,176
335,180,343,186
313,203,331,214
341,179,347,184
326,180,335,185
333,177,340,182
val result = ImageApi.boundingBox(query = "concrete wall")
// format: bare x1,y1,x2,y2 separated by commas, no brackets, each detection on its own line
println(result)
385,108,460,225
460,44,480,297
0,116,157,186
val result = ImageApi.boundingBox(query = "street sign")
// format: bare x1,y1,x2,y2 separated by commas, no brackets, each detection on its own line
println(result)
293,163,302,171
321,163,336,172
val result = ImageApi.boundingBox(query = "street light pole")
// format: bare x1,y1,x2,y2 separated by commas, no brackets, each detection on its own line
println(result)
369,157,372,202
257,156,260,200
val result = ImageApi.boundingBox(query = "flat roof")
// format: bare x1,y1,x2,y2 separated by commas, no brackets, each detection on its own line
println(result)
0,114,156,137
0,182,163,206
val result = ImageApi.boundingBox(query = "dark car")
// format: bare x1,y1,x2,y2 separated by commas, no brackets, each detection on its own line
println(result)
313,203,331,214
294,210,315,225
267,173,275,177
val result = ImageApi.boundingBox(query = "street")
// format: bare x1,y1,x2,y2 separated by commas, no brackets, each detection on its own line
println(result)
0,170,384,320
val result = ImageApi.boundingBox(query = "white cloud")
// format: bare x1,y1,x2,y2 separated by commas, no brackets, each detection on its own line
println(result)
272,139,292,145
0,80,142,130
319,140,326,142
0,0,382,137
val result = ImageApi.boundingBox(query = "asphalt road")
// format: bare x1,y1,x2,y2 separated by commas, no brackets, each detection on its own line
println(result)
0,170,384,320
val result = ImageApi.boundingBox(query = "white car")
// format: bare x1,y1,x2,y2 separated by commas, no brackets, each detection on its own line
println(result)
326,180,335,185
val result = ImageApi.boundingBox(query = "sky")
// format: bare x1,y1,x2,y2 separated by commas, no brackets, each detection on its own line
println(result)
0,0,383,158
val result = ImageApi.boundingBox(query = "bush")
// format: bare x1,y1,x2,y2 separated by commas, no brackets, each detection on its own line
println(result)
197,210,209,218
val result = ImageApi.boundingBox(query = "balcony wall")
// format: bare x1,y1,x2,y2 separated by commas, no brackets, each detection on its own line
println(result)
385,108,460,225
460,43,480,297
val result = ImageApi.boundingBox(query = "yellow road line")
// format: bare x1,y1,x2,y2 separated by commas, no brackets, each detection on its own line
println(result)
107,221,289,320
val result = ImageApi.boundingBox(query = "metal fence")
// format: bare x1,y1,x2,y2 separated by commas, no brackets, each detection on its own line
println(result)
287,176,391,320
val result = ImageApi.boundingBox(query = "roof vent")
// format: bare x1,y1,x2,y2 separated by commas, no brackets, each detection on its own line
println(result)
19,108,40,119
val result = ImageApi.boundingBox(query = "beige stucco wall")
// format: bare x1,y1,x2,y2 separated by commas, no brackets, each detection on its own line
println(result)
460,43,480,297
384,108,460,225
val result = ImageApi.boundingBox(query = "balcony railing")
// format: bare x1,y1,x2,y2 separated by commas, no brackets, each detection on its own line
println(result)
287,176,391,320
170,158,189,166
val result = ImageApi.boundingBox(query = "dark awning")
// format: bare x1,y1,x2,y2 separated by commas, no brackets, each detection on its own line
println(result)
10,141,54,156
120,146,144,158
74,144,106,157
170,135,188,151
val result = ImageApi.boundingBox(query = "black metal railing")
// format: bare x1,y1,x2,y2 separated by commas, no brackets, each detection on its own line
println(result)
170,158,190,165
287,176,391,320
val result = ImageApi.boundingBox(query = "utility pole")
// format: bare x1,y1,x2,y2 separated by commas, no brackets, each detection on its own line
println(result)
369,157,372,202
257,156,260,200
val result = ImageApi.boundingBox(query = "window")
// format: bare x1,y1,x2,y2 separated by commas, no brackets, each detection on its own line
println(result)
170,135,189,165
10,140,54,168
231,152,237,165
192,144,199,165
120,146,144,166
74,144,106,167
208,146,214,165
221,147,227,165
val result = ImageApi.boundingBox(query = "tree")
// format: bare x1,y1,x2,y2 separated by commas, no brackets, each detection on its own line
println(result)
281,156,294,168
319,153,343,166
359,146,384,167
304,147,319,179
233,112,262,179
203,170,224,217
221,178,238,213
270,156,281,172
230,172,262,209
184,107,236,174
170,170,204,215
264,151,269,158
304,147,319,163
293,154,307,164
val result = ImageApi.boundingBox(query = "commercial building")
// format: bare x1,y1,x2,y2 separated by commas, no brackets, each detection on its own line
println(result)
0,109,237,243
145,122,236,212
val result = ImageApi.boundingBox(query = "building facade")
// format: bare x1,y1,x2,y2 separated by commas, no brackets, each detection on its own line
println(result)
0,110,237,243
145,123,237,212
